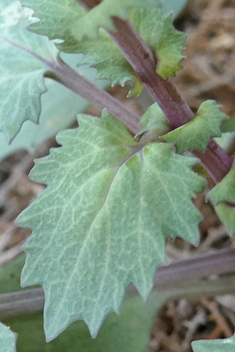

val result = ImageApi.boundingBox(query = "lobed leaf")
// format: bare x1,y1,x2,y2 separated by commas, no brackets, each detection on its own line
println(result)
208,160,235,235
192,334,235,352
18,111,205,341
0,0,58,141
161,100,227,153
60,8,185,94
0,323,17,352
0,255,165,352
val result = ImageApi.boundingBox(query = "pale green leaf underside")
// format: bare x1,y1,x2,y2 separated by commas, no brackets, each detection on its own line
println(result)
0,1,58,141
0,323,17,352
208,160,235,235
1,256,165,352
18,111,205,341
192,334,235,352
60,8,185,94
161,100,227,153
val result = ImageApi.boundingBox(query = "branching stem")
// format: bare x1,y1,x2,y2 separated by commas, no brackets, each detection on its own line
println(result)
109,17,233,182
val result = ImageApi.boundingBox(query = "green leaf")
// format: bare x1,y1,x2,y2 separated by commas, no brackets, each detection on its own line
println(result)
0,0,58,141
21,0,160,43
0,323,17,352
161,0,190,19
60,29,143,95
208,160,235,235
0,255,165,352
192,334,235,352
161,100,227,153
214,203,235,236
128,9,186,79
135,103,170,140
18,111,205,341
5,293,165,352
209,160,235,205
0,54,108,161
60,8,185,94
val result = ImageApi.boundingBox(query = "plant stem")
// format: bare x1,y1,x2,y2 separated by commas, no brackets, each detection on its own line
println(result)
1,248,235,320
109,17,233,182
46,57,141,134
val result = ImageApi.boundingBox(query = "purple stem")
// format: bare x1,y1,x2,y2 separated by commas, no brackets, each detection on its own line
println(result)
109,17,233,182
1,248,235,319
48,57,141,134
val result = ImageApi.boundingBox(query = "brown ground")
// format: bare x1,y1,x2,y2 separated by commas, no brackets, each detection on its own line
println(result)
0,0,235,351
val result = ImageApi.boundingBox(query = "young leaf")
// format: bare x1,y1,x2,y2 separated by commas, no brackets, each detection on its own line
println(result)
161,101,227,153
192,334,235,352
18,111,205,341
60,8,185,94
208,160,235,235
135,103,170,140
0,0,58,141
128,8,186,79
0,323,17,352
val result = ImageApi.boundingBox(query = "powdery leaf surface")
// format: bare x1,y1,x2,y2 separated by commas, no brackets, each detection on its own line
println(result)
208,160,235,235
161,100,227,153
0,323,17,352
0,256,165,352
0,0,58,141
18,111,205,341
192,334,235,352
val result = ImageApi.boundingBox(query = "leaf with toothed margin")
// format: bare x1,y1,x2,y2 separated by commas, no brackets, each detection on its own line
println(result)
0,0,58,141
161,100,227,153
192,334,235,352
17,110,205,341
0,323,17,352
59,8,185,94
1,256,166,352
208,160,235,235
21,0,160,44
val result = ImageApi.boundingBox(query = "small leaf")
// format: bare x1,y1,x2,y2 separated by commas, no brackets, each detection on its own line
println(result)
135,103,170,140
0,323,17,352
0,0,58,141
208,160,235,235
214,203,235,236
192,333,235,352
129,8,186,79
18,111,205,341
161,100,227,153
